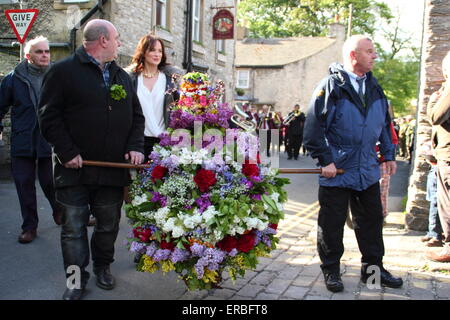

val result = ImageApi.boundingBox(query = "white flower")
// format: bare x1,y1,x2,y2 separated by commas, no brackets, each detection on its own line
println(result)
132,194,148,206
270,192,280,202
233,216,241,224
141,211,154,219
192,149,208,164
154,207,170,225
202,206,218,224
162,217,177,233
257,220,269,231
159,148,171,159
235,226,245,235
172,225,185,238
244,217,259,229
214,230,223,241
179,148,193,164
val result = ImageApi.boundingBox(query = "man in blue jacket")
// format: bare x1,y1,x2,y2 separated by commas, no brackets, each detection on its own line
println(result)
304,35,403,293
0,36,61,244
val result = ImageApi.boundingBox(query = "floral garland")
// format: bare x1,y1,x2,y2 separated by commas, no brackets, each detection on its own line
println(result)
125,72,289,290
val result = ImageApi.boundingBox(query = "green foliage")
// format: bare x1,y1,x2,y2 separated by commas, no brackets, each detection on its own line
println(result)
373,48,420,117
238,0,393,38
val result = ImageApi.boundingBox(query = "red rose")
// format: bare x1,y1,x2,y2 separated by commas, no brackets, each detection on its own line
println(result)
160,240,175,251
194,169,217,192
269,223,278,230
217,236,238,252
133,227,152,243
152,165,168,182
242,163,259,177
237,233,256,253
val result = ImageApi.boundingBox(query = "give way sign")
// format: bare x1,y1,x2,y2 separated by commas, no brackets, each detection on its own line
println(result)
4,9,39,44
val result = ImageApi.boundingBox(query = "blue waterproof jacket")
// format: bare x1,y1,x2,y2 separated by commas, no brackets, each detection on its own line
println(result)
303,63,395,191
0,60,51,158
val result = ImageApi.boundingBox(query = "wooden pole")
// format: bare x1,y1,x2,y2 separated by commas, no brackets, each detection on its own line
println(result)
82,160,344,175
347,3,353,39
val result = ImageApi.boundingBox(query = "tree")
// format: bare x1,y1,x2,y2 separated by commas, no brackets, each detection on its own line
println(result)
372,12,420,117
238,0,393,38
373,52,419,117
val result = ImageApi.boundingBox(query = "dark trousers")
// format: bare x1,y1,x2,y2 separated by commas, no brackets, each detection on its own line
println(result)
317,183,385,275
56,185,123,281
11,156,57,231
436,162,450,242
287,134,303,158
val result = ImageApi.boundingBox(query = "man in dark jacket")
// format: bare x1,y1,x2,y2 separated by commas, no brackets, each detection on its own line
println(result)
286,104,306,160
426,51,450,263
0,36,61,244
304,35,403,293
38,19,145,300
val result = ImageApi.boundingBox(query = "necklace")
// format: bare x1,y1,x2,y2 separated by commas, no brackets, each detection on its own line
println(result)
143,70,159,78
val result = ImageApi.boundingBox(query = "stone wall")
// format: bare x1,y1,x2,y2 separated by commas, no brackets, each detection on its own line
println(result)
405,0,448,231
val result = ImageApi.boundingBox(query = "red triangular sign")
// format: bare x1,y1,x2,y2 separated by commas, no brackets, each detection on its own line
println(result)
4,9,39,44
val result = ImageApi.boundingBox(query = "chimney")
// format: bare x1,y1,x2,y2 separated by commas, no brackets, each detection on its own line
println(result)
328,23,346,41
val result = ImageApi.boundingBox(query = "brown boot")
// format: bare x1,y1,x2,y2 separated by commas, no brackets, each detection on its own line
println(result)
18,230,37,244
426,238,444,247
427,245,450,262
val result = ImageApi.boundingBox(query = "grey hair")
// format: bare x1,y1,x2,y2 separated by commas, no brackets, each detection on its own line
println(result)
83,22,110,42
342,35,373,59
24,36,49,55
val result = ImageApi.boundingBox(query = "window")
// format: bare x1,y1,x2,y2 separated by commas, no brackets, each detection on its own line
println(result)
237,70,250,89
156,0,167,29
216,39,225,54
192,0,202,42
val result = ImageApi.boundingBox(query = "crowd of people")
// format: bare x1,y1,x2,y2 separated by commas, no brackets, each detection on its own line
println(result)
240,102,307,159
0,17,448,300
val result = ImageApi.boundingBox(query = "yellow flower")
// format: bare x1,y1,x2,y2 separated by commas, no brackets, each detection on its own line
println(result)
231,255,245,268
142,256,158,273
255,246,270,257
202,269,219,283
161,260,176,273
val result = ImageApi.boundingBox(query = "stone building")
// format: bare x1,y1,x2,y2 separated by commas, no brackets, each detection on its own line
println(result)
405,0,449,231
0,0,237,165
234,23,346,116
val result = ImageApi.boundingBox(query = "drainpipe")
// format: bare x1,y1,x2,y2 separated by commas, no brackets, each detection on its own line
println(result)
183,0,193,72
70,0,109,53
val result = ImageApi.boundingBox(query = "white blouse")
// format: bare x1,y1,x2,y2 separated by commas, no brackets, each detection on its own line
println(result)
137,72,167,137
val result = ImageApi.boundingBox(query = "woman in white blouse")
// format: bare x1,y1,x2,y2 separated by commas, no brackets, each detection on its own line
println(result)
127,34,178,162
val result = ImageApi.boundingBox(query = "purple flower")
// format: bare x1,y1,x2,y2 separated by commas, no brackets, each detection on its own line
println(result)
158,133,172,147
170,248,191,263
190,242,206,257
195,194,211,213
153,249,172,262
130,241,146,253
193,248,226,278
149,151,161,163
251,194,262,201
145,242,158,257
228,248,238,257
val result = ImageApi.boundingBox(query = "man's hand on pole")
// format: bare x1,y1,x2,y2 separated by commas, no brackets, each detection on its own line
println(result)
321,162,337,178
125,151,144,165
385,160,397,176
64,155,83,169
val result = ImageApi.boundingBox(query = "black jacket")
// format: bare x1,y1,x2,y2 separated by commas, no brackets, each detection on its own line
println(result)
0,60,52,158
38,46,145,188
